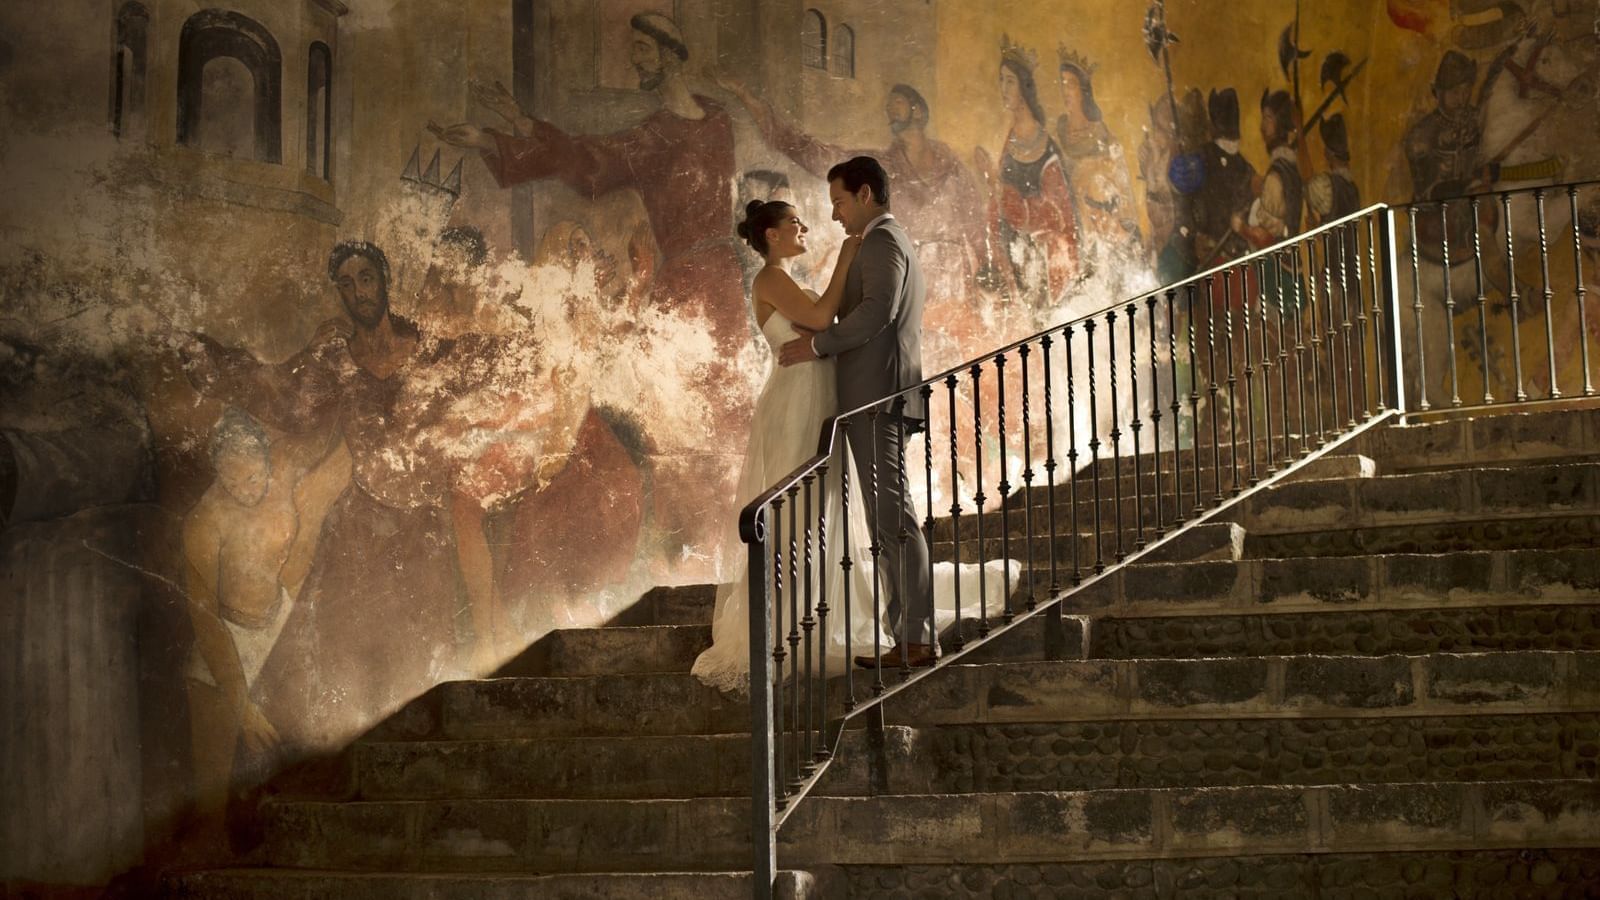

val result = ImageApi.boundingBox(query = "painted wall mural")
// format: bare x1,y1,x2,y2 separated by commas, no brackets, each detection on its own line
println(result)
2,0,1597,889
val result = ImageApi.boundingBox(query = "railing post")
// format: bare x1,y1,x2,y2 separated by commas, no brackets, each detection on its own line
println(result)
1378,207,1408,414
745,511,775,900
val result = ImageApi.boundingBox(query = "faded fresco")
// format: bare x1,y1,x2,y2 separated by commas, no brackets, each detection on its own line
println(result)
3,0,1598,889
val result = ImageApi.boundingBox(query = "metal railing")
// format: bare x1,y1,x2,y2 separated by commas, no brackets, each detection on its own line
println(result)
738,179,1600,896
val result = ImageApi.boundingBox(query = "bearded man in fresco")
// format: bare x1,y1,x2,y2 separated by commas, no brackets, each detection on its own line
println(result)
180,240,507,751
438,11,748,572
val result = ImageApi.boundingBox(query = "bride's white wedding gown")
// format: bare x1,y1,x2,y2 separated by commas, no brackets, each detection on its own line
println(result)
692,293,1016,695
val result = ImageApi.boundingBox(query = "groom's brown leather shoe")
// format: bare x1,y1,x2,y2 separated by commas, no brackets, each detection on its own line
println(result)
854,642,937,669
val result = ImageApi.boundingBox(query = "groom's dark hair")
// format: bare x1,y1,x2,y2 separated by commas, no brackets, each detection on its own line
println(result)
827,156,890,207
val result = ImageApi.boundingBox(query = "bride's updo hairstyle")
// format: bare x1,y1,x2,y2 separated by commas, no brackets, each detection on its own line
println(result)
736,199,791,256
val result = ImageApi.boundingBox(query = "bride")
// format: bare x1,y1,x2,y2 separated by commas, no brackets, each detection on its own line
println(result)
692,199,1015,695
691,199,876,695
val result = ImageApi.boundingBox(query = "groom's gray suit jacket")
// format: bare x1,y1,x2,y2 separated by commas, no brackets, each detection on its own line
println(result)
813,217,927,423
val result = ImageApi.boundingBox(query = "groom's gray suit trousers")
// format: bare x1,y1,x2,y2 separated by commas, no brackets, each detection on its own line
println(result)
846,410,933,646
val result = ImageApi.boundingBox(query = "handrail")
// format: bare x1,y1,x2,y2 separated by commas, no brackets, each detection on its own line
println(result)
737,177,1600,897
736,204,1391,543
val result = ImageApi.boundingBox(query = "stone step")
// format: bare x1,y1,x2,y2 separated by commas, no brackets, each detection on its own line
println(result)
1048,548,1600,620
1238,462,1600,535
812,712,1600,797
260,797,751,873
365,673,747,742
1084,603,1600,660
502,625,712,677
934,521,1243,569
162,869,825,900
779,779,1600,866
829,847,1600,898
1368,406,1600,473
876,651,1600,727
1001,444,1380,511
1247,512,1600,558
954,460,1596,548
606,585,717,627
351,733,751,800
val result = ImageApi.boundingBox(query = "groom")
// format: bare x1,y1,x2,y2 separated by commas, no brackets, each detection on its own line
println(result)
780,156,934,668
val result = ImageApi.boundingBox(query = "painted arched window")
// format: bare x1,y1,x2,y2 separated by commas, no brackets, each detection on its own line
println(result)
831,25,855,78
177,9,282,164
802,9,827,70
110,2,150,137
306,42,332,179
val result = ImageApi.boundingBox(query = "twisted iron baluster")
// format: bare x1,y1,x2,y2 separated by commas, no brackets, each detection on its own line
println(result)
1364,214,1383,414
894,403,912,680
1064,325,1083,583
1291,245,1311,455
969,364,988,638
943,377,963,653
770,494,787,805
839,420,856,712
1408,207,1429,411
1011,342,1036,608
1304,238,1326,444
800,475,816,771
1350,219,1371,419
1127,302,1145,548
1242,263,1259,485
1147,295,1166,535
1536,189,1559,399
1106,310,1124,562
1471,196,1493,404
813,462,830,760
1571,186,1594,396
1501,192,1527,401
1275,250,1292,460
1336,225,1357,427
994,353,1014,623
1186,284,1204,512
867,408,886,693
786,484,801,790
1441,202,1462,406
1318,232,1338,436
1203,276,1223,505
1221,268,1240,496
1086,318,1105,574
1036,329,1062,595
1166,289,1184,526
921,385,936,652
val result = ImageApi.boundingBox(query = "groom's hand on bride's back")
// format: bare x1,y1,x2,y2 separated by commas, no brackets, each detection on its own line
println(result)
779,329,819,366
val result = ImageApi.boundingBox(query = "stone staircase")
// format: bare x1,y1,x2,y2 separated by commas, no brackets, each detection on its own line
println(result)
162,407,1600,897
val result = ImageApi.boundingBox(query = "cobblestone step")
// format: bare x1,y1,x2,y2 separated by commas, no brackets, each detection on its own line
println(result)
1239,461,1600,533
812,713,1600,796
827,847,1600,898
1085,603,1600,660
949,460,1597,547
502,625,711,677
778,779,1600,866
877,651,1600,727
364,673,748,742
161,869,825,900
1369,407,1600,473
350,733,752,800
1247,512,1600,558
934,521,1242,569
1046,548,1600,620
260,797,752,873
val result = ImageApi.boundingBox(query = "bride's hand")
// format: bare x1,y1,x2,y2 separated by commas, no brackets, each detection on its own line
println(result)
838,235,863,260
